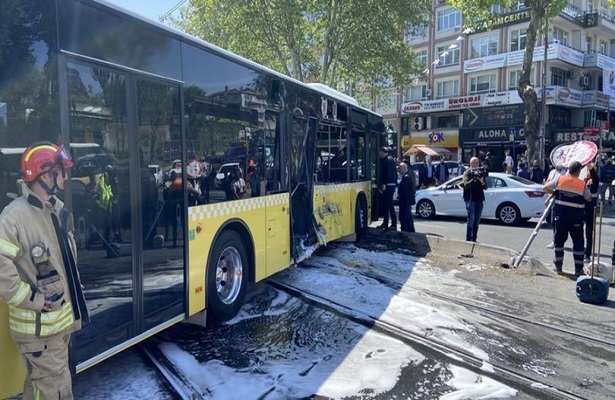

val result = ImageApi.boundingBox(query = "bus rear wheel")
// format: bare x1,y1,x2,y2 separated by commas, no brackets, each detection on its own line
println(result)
207,230,247,322
355,196,367,238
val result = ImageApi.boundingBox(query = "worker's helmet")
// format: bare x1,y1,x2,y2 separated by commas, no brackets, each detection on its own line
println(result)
20,142,73,183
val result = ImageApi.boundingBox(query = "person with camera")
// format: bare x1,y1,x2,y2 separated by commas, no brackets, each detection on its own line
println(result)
462,157,487,242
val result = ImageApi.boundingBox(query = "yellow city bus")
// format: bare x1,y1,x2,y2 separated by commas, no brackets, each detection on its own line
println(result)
0,0,385,397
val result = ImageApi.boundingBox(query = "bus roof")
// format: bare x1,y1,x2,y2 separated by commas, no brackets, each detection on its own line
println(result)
93,0,378,117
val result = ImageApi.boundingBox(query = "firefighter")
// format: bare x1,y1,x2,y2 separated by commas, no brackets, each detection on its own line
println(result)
0,142,89,399
543,161,593,277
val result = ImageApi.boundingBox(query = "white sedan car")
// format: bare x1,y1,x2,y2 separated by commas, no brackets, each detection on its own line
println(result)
414,173,546,225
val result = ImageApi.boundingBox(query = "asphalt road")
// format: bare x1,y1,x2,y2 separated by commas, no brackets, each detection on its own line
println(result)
385,206,615,273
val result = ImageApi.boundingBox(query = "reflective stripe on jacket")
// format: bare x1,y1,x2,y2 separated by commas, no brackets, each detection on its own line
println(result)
9,301,74,336
554,175,586,215
0,183,86,342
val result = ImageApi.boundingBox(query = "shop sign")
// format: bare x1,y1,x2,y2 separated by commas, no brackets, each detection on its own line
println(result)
481,90,523,107
462,104,525,127
463,54,507,73
448,95,481,109
428,131,445,144
553,129,615,144
460,126,525,142
400,99,447,114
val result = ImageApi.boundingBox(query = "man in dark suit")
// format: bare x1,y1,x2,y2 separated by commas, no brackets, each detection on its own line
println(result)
398,162,416,232
435,158,450,185
377,147,398,230
419,159,436,188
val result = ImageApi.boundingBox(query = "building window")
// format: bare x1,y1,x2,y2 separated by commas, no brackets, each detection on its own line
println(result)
599,40,608,55
551,67,568,87
490,4,501,13
405,25,428,43
415,49,428,67
436,45,460,67
510,29,527,51
437,8,462,32
552,27,568,45
599,1,608,17
586,36,593,52
433,114,459,129
469,74,496,94
404,85,428,101
436,80,459,99
470,34,498,58
508,69,535,90
588,0,594,13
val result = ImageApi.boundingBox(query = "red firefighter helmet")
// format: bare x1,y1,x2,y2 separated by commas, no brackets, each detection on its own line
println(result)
20,143,73,183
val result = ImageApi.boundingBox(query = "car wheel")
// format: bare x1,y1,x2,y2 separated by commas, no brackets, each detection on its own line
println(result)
416,199,435,219
207,230,248,322
497,203,521,225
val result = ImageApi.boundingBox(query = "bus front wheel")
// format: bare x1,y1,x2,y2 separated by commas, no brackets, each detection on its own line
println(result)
207,230,248,322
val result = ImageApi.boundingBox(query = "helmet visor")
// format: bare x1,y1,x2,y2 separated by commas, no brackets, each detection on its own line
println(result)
55,145,73,169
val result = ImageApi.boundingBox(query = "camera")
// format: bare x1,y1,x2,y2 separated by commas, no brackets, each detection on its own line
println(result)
469,166,487,180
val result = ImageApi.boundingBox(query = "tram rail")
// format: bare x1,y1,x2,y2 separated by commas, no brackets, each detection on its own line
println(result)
268,279,588,400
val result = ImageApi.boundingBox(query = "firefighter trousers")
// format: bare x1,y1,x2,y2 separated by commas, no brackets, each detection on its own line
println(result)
18,333,73,400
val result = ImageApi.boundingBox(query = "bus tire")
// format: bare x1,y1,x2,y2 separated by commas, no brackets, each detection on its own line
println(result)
355,196,367,239
207,230,248,322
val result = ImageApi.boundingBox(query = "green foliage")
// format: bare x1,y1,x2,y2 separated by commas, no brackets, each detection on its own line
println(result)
165,0,431,91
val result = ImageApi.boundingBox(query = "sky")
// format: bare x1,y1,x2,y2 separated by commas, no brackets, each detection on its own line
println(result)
104,0,185,22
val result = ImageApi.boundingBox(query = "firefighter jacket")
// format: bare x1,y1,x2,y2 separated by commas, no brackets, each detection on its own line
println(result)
550,174,591,221
0,182,89,343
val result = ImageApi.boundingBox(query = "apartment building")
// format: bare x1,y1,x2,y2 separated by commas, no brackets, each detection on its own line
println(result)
388,0,615,169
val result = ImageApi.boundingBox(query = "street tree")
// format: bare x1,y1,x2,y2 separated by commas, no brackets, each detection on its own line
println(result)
165,0,431,94
447,0,568,167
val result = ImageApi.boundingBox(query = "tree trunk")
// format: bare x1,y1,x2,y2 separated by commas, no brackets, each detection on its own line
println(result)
517,4,547,168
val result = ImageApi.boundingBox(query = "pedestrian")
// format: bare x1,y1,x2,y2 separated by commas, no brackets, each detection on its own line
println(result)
397,162,416,233
461,157,487,242
516,163,531,180
420,158,436,188
581,163,600,263
0,142,89,400
530,159,544,184
543,161,593,276
598,157,615,204
377,147,398,230
231,166,247,199
456,163,466,177
504,150,514,171
435,158,449,185
482,151,493,171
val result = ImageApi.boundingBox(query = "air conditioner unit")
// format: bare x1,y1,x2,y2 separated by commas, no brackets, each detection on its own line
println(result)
425,88,432,96
413,116,424,131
